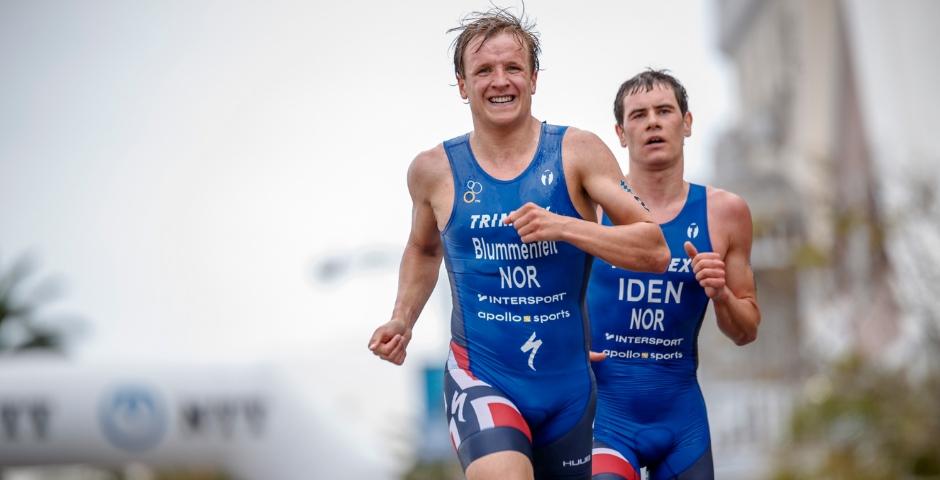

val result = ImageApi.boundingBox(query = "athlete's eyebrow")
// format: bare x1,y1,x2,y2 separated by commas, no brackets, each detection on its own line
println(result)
627,107,647,117
628,103,675,118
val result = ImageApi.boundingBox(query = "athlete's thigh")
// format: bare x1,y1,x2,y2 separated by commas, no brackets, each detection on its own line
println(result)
653,445,713,480
651,400,713,480
530,391,595,480
591,438,641,480
466,450,533,480
444,366,534,471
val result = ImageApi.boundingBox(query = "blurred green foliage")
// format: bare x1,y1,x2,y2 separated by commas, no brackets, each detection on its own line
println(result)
0,254,67,353
772,354,940,480
152,470,231,480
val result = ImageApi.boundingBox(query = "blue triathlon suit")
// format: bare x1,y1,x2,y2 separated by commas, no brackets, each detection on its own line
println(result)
441,123,596,479
588,183,715,480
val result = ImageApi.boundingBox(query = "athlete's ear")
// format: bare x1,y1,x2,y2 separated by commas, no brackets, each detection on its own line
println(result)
530,69,538,95
683,111,693,138
615,123,627,148
457,74,468,100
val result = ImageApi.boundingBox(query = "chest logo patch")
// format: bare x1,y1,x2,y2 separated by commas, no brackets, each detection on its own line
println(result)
687,222,700,239
541,169,554,186
463,180,483,204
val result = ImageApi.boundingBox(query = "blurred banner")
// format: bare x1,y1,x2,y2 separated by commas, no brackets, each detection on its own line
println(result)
0,356,389,479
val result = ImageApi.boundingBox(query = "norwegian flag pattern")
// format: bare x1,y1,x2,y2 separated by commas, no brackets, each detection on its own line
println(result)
445,342,532,453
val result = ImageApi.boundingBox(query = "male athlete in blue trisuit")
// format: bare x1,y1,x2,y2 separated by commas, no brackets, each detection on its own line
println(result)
588,70,762,480
368,9,669,480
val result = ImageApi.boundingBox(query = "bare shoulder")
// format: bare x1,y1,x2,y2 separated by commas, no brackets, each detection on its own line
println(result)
409,144,448,179
561,126,610,158
408,144,449,192
561,126,619,179
706,186,751,221
706,185,753,251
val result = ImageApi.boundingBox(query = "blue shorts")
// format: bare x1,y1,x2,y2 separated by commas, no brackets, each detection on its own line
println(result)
591,363,714,479
592,439,712,480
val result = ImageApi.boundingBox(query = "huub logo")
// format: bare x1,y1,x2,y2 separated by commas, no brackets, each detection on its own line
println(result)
463,180,483,203
541,169,554,186
563,454,591,467
687,222,699,239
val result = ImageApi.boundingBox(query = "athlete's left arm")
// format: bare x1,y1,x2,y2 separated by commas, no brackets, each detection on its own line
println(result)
686,190,761,346
506,128,669,272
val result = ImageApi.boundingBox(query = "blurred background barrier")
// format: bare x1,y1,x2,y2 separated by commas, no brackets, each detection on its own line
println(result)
0,356,391,479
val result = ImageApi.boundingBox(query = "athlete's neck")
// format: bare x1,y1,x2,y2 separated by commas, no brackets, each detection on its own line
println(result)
469,116,541,179
626,156,687,222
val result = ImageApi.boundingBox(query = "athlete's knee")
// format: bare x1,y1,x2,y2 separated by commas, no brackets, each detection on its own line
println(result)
466,450,533,480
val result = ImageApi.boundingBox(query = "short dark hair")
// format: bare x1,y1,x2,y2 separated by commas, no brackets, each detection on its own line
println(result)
448,6,541,78
613,69,689,125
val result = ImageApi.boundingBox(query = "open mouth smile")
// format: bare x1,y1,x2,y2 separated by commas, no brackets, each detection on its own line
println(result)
489,95,515,104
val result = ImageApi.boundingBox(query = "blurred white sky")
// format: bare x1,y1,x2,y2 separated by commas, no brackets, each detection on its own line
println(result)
0,0,734,472
0,0,734,362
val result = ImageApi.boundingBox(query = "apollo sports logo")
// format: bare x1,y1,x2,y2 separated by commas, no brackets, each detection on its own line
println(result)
477,308,571,324
602,349,684,361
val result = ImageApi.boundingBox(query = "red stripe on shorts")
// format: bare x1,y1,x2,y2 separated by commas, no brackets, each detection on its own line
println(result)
593,452,639,480
488,402,532,442
450,340,475,377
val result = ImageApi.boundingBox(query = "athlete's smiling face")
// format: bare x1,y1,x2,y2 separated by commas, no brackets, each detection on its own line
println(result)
616,84,692,167
457,32,537,129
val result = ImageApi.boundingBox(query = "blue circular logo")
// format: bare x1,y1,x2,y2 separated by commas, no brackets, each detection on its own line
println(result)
687,222,700,239
98,385,168,452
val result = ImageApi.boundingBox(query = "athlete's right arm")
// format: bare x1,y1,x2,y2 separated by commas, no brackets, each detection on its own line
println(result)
368,149,445,365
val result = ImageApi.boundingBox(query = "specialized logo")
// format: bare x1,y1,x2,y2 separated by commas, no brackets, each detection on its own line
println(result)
98,385,168,452
463,180,483,203
450,391,468,422
521,332,543,370
541,169,554,186
687,222,699,239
